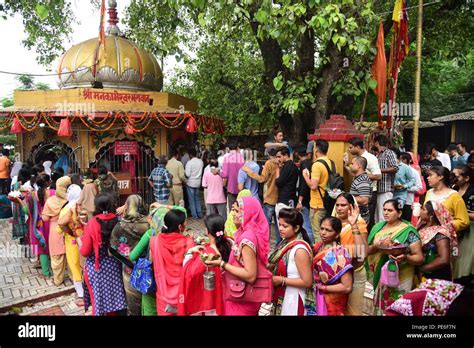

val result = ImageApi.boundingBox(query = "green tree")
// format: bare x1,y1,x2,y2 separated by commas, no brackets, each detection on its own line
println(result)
0,0,75,65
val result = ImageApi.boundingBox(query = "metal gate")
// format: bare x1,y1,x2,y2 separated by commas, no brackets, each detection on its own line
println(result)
90,140,160,205
30,140,81,174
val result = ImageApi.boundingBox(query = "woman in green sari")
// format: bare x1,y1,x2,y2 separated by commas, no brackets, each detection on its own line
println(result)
129,202,187,316
367,199,423,315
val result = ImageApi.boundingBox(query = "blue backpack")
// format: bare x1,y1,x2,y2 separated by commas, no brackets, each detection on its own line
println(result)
130,229,156,295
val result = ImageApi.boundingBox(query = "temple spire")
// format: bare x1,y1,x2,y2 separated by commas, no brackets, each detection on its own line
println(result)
106,0,122,36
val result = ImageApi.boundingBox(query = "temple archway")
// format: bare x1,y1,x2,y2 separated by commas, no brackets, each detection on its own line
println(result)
29,140,81,174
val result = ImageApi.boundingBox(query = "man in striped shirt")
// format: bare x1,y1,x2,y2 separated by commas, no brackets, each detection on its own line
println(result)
349,156,372,224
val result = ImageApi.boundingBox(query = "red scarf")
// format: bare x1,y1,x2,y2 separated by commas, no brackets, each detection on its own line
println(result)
150,233,195,315
177,244,224,316
84,213,117,271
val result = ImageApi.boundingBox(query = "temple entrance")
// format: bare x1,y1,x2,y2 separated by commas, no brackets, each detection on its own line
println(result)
29,141,81,174
90,140,160,205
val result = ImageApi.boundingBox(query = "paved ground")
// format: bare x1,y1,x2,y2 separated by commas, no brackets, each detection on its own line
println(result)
0,217,374,316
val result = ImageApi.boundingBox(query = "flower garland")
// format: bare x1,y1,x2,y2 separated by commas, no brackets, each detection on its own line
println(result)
0,111,225,134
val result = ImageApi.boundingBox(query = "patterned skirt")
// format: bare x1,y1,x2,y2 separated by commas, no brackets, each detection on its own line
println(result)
83,247,127,316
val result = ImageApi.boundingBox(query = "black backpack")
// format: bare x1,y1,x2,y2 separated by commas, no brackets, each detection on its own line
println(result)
316,159,344,213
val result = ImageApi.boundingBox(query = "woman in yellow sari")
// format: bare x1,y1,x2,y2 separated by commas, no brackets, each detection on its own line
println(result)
367,199,423,315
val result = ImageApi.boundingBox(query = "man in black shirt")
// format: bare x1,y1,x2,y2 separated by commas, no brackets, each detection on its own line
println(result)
295,146,314,244
275,147,299,207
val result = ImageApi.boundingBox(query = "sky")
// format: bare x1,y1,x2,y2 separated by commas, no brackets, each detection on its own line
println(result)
0,0,178,100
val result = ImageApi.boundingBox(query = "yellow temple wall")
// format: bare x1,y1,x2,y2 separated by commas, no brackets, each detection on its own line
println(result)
17,120,167,171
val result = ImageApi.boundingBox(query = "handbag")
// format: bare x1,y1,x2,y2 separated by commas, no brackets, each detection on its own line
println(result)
223,256,272,303
130,229,156,295
380,259,400,288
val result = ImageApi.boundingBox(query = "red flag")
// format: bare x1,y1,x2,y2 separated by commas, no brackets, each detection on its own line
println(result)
371,21,387,129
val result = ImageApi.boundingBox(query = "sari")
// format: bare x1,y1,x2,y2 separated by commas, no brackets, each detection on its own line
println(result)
25,191,49,255
367,220,420,315
110,195,150,316
313,242,353,316
268,236,313,316
177,244,224,316
417,201,454,281
224,189,251,238
225,196,270,316
11,182,28,242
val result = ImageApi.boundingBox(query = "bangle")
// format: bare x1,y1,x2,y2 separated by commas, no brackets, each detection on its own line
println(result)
220,260,227,269
281,276,286,287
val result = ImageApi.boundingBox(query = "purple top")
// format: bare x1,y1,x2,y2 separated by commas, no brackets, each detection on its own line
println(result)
221,150,245,194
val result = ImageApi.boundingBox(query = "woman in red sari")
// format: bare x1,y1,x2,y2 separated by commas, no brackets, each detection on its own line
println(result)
178,214,232,315
313,216,353,316
149,209,195,316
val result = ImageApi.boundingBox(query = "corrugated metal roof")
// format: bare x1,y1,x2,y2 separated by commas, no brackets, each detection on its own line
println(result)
432,110,474,122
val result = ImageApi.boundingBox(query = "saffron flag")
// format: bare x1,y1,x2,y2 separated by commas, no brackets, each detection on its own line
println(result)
371,21,387,129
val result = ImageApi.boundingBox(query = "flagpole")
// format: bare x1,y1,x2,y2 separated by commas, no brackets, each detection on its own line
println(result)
412,0,423,159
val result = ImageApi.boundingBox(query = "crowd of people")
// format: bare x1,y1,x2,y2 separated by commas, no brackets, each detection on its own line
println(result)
4,131,474,316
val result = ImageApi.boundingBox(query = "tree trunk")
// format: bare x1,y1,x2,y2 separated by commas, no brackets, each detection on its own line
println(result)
314,42,343,128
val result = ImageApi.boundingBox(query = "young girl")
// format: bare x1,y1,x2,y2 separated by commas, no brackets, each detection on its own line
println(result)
313,217,353,316
79,193,127,316
268,208,313,316
178,214,232,316
149,209,195,316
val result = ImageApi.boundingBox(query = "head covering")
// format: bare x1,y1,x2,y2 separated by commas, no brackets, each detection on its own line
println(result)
123,194,145,222
42,176,71,218
83,213,118,271
10,161,22,178
66,184,82,208
408,151,420,171
77,182,97,215
55,176,71,200
385,279,464,316
235,196,270,265
224,189,252,237
149,205,187,232
43,161,52,176
417,200,458,255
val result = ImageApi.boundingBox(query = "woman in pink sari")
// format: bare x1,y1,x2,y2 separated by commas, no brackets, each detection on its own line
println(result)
206,196,271,315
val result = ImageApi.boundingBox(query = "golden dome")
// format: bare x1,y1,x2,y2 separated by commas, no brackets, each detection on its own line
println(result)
57,35,163,91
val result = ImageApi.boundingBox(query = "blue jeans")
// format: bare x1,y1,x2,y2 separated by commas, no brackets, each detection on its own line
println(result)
302,206,314,244
263,204,281,245
186,186,202,218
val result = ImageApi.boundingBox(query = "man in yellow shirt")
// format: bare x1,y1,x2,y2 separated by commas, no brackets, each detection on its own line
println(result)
302,139,331,243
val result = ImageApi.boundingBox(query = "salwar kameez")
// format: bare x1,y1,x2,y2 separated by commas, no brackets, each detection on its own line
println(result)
83,247,127,316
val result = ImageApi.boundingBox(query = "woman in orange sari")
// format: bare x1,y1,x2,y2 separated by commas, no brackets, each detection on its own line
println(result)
313,216,353,316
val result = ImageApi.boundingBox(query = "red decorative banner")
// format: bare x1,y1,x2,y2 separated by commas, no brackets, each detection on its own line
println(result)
114,141,138,155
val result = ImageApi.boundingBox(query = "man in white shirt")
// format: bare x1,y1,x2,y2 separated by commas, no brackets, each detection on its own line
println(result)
345,137,382,229
430,144,451,171
185,148,204,219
